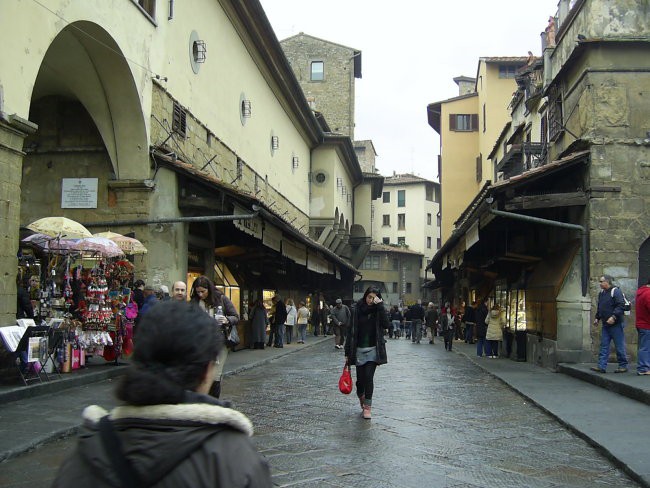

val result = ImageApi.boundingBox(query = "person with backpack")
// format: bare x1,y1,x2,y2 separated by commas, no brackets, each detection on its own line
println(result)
591,274,628,373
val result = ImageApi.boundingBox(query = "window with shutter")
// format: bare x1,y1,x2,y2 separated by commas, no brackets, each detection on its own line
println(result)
548,85,564,141
450,114,478,132
476,154,482,182
172,102,187,138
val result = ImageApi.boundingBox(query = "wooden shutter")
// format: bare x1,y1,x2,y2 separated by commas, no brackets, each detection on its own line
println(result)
449,114,457,131
471,114,479,131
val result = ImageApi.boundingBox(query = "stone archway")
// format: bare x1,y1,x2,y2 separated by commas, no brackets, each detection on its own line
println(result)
29,21,149,179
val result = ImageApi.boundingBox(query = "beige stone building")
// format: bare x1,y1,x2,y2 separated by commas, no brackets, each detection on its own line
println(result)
0,0,377,325
427,58,528,243
372,173,440,279
426,0,650,367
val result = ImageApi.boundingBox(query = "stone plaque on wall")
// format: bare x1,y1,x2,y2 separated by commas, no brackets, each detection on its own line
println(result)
61,178,98,208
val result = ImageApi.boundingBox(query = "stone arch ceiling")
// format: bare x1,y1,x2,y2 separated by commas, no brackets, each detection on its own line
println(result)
30,21,148,179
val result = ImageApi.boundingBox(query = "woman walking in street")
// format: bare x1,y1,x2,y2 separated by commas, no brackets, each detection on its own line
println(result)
485,304,506,358
189,276,239,398
344,286,390,419
52,300,272,487
296,301,310,343
285,298,297,344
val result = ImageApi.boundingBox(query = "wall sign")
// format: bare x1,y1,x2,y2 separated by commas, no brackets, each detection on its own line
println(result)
61,178,98,209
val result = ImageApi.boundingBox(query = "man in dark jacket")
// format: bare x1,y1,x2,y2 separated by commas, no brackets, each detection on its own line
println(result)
591,274,628,373
409,299,426,344
271,295,287,348
425,303,439,344
463,301,477,344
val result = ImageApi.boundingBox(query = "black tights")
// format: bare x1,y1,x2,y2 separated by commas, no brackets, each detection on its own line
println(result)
355,362,377,404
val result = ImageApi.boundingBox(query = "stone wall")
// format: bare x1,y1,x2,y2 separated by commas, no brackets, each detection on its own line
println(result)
150,83,310,235
281,35,356,138
0,116,36,325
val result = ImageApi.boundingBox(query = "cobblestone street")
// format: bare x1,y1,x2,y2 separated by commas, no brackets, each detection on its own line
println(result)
236,339,639,487
0,338,641,487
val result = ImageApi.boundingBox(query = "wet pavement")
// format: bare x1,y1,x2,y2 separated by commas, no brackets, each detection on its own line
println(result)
0,336,646,487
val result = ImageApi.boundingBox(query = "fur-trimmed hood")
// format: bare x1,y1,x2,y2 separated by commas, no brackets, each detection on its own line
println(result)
83,402,254,436
65,401,258,487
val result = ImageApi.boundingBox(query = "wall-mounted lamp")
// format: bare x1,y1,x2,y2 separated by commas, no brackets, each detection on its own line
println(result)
241,99,252,118
193,40,206,63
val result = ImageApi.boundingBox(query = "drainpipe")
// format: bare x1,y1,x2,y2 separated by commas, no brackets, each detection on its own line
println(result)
82,205,260,228
489,209,588,296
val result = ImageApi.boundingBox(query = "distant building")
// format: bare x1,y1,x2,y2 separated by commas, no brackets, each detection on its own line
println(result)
353,243,424,306
373,173,441,279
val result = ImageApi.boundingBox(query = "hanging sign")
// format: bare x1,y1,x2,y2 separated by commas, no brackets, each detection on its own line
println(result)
61,178,98,208
233,203,262,239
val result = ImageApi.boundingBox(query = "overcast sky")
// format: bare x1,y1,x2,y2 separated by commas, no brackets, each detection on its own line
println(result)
259,0,559,181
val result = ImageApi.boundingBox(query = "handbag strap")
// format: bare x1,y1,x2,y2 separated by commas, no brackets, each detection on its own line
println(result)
98,415,145,488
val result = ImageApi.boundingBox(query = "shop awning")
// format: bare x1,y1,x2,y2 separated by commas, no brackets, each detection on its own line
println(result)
153,150,359,275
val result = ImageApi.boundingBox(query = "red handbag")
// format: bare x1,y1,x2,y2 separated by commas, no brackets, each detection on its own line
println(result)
338,364,352,395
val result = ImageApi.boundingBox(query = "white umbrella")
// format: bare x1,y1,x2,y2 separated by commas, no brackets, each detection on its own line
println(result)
27,217,93,239
72,237,125,257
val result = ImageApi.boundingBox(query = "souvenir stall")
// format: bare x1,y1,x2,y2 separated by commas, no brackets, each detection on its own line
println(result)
17,220,146,376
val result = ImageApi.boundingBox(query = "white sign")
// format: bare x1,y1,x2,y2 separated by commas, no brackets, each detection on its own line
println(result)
233,204,262,239
61,178,98,208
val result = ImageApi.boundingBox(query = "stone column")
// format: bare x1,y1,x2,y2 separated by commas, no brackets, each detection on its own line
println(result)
0,114,37,325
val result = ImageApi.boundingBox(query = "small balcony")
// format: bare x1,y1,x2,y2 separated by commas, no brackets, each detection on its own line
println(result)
497,142,547,179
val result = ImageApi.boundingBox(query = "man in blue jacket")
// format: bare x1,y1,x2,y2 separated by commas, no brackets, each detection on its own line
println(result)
591,274,628,373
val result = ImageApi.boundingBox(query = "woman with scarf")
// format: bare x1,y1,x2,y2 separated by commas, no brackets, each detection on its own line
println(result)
189,276,239,398
344,286,390,419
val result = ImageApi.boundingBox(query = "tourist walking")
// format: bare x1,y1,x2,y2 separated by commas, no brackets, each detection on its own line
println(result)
330,298,351,349
285,298,297,344
189,276,239,398
591,274,628,373
425,303,438,344
485,304,506,358
345,286,390,419
296,301,310,344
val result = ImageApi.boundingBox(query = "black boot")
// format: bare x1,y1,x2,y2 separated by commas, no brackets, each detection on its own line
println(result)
209,380,221,398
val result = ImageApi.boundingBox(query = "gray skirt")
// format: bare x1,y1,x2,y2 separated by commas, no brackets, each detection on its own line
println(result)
356,346,378,366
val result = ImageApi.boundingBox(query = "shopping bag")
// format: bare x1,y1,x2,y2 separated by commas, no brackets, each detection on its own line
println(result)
338,364,352,395
227,325,240,346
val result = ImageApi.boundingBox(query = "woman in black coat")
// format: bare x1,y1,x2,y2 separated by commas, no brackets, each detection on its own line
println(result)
344,286,390,419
